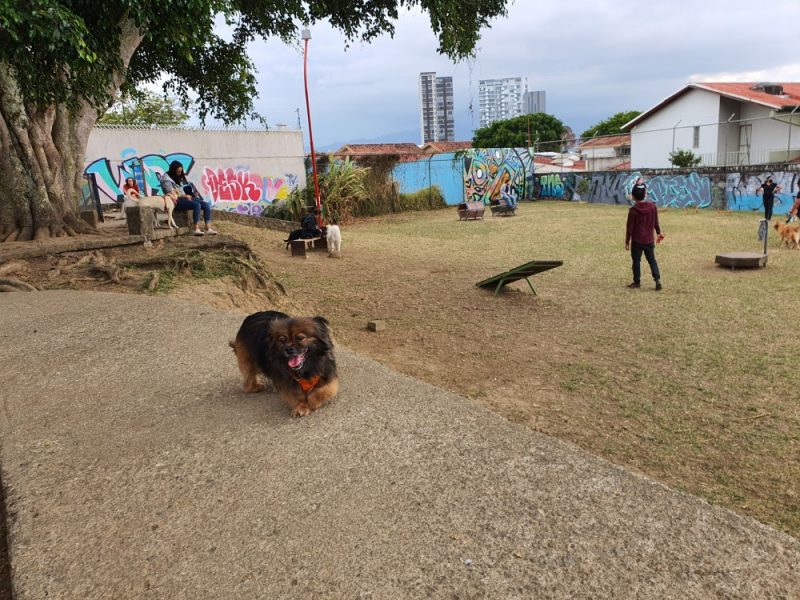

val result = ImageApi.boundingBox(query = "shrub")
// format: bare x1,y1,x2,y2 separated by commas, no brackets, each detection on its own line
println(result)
397,186,446,211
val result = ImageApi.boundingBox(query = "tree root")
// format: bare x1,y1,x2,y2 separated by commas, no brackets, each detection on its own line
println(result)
0,277,37,292
2,229,19,243
0,260,27,277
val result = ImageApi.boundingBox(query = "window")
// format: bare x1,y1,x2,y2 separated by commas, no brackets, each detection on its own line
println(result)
692,126,700,149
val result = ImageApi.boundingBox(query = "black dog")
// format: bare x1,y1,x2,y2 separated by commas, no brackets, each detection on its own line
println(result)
284,229,302,249
230,310,339,417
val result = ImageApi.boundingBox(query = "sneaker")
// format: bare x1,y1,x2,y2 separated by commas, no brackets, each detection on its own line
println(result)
193,229,204,236
627,282,640,288
655,281,662,291
205,228,218,236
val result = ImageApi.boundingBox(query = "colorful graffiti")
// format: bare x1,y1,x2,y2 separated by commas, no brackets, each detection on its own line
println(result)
84,152,300,213
726,171,798,215
463,148,534,204
533,171,717,209
84,152,194,201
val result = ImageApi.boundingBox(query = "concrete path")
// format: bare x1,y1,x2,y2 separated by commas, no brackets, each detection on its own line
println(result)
0,291,798,599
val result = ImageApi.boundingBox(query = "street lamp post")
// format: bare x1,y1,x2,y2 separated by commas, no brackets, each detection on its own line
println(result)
302,28,322,225
671,119,682,166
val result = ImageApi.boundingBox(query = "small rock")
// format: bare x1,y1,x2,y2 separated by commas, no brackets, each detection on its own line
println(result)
463,559,473,566
367,320,386,332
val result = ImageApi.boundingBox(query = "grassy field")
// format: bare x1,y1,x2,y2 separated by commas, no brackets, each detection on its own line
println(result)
218,201,800,537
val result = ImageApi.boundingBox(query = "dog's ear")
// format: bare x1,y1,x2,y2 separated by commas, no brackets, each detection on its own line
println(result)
312,316,333,351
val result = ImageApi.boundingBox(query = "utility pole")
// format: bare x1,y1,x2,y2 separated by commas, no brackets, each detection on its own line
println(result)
296,108,302,131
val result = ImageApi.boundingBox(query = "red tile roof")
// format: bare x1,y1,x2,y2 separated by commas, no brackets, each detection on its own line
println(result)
625,82,800,129
579,134,631,149
333,143,422,157
609,160,631,171
421,141,473,153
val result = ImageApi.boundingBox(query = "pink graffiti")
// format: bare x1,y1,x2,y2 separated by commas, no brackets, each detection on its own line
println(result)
201,167,262,201
264,177,285,202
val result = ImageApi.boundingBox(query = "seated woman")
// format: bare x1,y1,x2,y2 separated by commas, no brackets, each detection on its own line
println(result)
499,174,518,209
159,161,217,236
123,177,141,200
300,207,322,238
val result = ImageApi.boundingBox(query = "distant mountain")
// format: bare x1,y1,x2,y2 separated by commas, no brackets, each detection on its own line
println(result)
313,130,421,152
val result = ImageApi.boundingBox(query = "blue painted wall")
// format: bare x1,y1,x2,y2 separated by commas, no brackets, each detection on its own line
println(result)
392,152,464,205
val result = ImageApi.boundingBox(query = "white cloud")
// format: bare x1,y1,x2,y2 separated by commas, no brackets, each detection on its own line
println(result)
222,0,800,146
690,63,800,83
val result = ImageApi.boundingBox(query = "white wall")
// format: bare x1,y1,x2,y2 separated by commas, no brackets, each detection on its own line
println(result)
84,127,306,216
631,88,721,168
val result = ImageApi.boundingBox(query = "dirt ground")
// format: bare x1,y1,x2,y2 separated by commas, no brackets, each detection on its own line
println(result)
2,202,799,541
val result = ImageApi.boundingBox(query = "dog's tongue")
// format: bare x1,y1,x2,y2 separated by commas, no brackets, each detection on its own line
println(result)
288,354,304,369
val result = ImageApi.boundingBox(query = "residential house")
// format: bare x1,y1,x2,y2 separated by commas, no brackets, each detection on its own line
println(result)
623,82,800,168
420,141,473,154
579,134,631,171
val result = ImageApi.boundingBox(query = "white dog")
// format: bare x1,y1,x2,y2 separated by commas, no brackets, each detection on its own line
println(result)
326,224,342,257
119,189,179,229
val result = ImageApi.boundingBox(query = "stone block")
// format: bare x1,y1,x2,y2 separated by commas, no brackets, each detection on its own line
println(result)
173,210,192,229
290,240,307,257
367,320,386,332
79,210,99,228
125,206,154,236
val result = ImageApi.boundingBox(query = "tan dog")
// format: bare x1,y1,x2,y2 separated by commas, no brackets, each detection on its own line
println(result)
121,189,179,229
773,221,800,249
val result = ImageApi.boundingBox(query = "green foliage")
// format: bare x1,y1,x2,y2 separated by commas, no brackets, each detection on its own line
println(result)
397,186,446,211
472,113,566,151
581,110,641,139
99,90,189,126
1,0,510,123
668,149,702,168
320,157,370,223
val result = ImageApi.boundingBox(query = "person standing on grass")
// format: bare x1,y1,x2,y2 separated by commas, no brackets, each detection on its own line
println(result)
755,176,781,221
625,179,664,291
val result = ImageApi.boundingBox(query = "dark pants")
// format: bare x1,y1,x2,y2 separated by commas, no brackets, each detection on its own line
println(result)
175,197,212,225
631,242,661,284
764,197,774,220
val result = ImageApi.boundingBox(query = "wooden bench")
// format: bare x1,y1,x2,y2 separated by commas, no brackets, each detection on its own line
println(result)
490,202,516,217
290,237,327,257
457,201,485,220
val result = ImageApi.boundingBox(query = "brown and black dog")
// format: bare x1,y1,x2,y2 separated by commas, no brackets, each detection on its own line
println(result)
230,311,339,417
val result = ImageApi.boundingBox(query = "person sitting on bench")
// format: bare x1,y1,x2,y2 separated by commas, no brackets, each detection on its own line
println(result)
499,174,518,209
300,207,322,239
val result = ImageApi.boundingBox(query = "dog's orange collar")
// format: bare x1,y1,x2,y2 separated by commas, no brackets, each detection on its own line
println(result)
291,374,320,393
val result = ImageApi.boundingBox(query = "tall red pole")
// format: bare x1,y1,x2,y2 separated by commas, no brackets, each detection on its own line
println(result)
303,33,322,226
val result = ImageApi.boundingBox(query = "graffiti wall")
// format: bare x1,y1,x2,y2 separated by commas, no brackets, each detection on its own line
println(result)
463,148,534,204
726,171,798,215
84,127,306,215
534,171,732,208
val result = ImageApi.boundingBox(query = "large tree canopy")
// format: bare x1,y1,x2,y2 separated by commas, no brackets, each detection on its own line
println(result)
0,0,509,242
472,113,566,151
580,110,641,139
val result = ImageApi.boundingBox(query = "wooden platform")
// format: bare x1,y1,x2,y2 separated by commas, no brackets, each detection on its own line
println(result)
715,252,768,270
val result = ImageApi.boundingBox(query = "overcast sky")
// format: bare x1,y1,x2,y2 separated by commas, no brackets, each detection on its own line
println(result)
236,0,800,148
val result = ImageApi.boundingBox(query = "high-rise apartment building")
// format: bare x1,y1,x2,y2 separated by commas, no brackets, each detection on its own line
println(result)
419,72,454,144
523,90,546,115
478,77,526,129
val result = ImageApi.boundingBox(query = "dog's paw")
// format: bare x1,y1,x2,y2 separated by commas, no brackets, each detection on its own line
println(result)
291,403,311,417
242,382,266,393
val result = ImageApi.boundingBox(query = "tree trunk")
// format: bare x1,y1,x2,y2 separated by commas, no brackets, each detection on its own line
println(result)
0,19,143,242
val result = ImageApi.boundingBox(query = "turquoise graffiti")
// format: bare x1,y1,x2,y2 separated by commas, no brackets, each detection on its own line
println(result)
539,174,565,198
463,148,533,204
84,152,194,201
